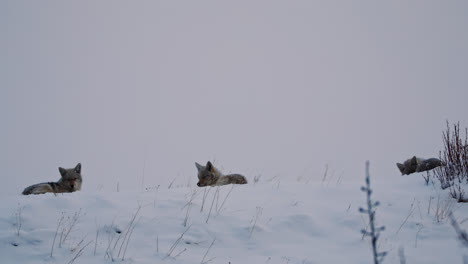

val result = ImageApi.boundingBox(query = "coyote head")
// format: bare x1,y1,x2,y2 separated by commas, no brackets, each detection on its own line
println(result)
195,161,218,187
58,163,83,192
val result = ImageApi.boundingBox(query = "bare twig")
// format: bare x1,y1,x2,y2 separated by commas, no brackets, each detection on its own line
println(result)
183,188,199,227
165,226,191,259
217,185,235,216
141,147,147,192
249,207,263,238
415,224,424,248
201,187,211,212
168,177,177,189
94,220,100,256
206,187,220,224
71,235,87,253
122,221,138,260
153,185,160,208
105,207,141,261
117,206,141,259
428,196,433,215
68,240,92,264
50,213,64,258
321,164,329,186
14,203,24,236
174,248,187,258
201,238,216,264
396,198,415,234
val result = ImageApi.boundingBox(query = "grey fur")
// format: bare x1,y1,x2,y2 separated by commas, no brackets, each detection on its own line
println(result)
396,156,443,175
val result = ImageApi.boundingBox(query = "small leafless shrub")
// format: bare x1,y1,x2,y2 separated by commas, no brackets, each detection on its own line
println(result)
434,121,468,202
59,209,83,248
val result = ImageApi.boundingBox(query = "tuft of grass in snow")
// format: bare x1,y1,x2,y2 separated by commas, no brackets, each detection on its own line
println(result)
50,213,64,257
434,195,456,223
104,206,141,261
164,225,191,260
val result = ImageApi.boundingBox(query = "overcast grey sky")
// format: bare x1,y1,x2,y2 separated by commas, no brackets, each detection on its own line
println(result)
2,1,468,194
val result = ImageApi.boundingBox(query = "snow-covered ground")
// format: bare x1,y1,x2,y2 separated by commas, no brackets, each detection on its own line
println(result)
0,171,467,264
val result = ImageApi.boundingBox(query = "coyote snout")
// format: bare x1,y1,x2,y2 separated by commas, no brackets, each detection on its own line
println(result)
396,156,443,175
22,163,83,195
195,161,247,187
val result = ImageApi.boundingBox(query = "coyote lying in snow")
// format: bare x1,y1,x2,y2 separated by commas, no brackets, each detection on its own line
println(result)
195,161,247,187
22,163,82,195
396,156,443,175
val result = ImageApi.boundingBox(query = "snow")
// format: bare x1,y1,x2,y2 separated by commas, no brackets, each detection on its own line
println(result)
1,172,467,264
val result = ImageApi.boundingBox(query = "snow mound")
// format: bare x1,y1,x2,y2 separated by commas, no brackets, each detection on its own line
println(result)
0,175,467,263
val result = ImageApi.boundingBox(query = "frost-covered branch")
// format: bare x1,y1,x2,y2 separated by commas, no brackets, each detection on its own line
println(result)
359,161,387,264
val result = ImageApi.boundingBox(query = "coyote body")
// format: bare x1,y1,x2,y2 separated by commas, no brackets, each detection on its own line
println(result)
396,156,442,175
195,161,247,187
22,163,82,195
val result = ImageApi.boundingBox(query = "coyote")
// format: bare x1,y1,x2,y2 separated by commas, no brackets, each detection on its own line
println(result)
195,161,247,187
396,156,443,175
22,163,82,195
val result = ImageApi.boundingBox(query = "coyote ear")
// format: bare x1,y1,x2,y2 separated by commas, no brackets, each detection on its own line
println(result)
75,163,81,173
59,167,67,177
396,163,405,174
195,162,203,172
411,156,417,164
206,161,213,172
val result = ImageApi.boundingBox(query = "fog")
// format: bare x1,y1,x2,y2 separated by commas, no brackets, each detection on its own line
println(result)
2,1,468,194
